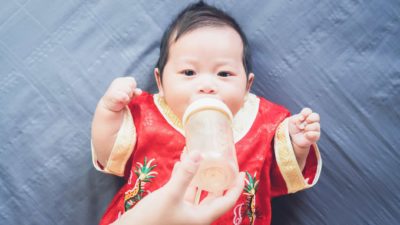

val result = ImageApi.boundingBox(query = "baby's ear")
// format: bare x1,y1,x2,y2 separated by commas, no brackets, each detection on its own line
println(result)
246,73,255,92
154,68,164,97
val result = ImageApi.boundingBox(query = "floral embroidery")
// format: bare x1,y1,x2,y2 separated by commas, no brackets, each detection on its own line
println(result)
124,157,157,211
243,172,259,225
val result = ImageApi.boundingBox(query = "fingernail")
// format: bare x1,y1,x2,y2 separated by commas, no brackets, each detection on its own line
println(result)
189,151,203,164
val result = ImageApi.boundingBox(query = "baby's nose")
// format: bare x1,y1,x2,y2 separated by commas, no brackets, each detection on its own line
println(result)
198,76,217,94
199,85,216,94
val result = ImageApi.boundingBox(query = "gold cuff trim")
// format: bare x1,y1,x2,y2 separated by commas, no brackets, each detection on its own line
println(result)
91,106,137,176
274,118,322,193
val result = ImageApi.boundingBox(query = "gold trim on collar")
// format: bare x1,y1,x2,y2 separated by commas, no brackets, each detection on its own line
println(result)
153,93,260,142
154,94,184,134
232,93,259,142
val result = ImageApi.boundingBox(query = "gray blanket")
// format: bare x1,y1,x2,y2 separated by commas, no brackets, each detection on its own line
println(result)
0,1,399,224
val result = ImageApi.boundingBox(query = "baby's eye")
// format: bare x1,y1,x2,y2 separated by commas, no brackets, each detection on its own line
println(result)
183,69,195,76
217,71,231,77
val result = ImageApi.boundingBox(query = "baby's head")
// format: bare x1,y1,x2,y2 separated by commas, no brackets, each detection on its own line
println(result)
155,1,254,120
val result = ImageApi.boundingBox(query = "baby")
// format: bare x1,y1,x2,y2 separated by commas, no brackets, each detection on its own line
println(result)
92,2,322,225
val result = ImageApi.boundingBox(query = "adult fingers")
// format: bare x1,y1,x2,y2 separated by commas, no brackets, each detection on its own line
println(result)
166,151,202,200
183,185,198,203
200,191,223,205
200,172,245,221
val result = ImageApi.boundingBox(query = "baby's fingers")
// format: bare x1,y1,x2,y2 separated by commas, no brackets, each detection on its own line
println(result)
124,76,137,87
124,77,143,97
305,122,320,132
133,88,142,96
293,108,312,130
306,112,320,123
113,91,131,104
101,91,130,112
305,131,320,142
300,108,313,118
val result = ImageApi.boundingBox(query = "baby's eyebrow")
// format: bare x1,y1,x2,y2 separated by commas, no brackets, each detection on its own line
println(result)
175,57,240,70
177,57,199,64
213,59,237,66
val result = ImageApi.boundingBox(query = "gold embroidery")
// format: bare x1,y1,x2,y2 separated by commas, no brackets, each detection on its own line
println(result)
155,94,184,131
232,93,259,142
124,157,158,211
243,172,259,225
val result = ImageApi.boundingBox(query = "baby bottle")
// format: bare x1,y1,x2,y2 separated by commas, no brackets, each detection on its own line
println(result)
182,98,239,193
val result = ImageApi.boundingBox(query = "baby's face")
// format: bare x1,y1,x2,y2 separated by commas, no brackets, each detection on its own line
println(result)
156,26,253,120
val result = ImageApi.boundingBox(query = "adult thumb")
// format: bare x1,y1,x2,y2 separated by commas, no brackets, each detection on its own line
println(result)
166,151,202,199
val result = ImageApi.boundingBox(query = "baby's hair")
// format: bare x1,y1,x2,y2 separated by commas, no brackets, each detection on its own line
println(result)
156,1,252,78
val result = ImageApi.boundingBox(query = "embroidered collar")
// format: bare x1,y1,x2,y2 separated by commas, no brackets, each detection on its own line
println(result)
153,93,260,143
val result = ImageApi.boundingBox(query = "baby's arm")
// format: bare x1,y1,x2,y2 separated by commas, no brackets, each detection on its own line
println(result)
91,77,142,167
288,108,321,170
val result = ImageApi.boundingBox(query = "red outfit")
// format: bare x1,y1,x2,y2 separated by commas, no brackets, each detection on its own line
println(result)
93,92,321,225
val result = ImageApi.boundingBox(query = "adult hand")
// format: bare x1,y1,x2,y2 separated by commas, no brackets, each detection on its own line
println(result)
114,151,245,225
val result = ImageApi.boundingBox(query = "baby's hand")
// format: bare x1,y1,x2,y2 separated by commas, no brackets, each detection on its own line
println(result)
288,108,321,151
101,77,142,112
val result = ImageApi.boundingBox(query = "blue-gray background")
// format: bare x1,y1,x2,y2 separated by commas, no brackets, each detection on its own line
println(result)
0,0,399,224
